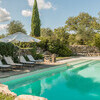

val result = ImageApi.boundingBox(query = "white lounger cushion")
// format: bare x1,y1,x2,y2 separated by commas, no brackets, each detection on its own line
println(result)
4,57,22,66
19,56,34,64
27,55,43,62
0,65,11,68
0,60,11,68
4,57,14,64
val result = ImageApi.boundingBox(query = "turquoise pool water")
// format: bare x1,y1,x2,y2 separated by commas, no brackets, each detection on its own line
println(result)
2,60,100,100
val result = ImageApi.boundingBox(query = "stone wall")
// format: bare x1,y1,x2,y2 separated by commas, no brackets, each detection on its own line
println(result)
69,45,100,56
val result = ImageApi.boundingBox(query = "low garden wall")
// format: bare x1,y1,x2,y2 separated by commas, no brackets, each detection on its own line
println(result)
69,45,100,56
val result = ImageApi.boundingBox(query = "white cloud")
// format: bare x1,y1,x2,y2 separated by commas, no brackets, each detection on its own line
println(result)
22,9,41,17
28,0,53,10
22,10,32,17
0,7,11,22
0,24,8,31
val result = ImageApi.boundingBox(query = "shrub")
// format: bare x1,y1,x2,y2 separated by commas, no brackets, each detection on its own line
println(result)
48,41,72,57
0,93,15,100
37,37,49,51
58,47,72,57
0,42,19,62
38,38,72,57
30,45,43,60
35,54,43,59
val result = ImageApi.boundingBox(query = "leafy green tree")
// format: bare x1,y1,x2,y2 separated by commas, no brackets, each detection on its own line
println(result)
31,0,41,37
40,28,53,37
54,27,69,44
68,34,76,45
37,26,72,56
7,20,27,35
66,12,100,45
94,33,100,49
76,25,95,45
66,12,100,30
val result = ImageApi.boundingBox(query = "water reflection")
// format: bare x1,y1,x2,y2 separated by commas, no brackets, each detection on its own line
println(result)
63,70,100,97
9,61,100,99
12,73,61,96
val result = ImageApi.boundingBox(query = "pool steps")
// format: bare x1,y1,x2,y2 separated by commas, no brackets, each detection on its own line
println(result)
66,59,91,66
65,59,85,63
68,60,95,71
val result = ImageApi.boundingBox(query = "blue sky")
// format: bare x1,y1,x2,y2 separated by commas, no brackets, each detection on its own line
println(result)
0,0,100,35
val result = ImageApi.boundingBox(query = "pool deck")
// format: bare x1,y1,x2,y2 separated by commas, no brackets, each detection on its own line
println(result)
0,56,100,78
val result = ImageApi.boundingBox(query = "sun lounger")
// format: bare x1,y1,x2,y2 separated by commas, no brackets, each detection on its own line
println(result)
19,56,35,65
27,55,43,63
4,57,23,69
0,60,11,71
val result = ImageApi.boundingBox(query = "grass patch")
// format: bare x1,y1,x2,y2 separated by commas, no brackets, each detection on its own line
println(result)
0,93,15,100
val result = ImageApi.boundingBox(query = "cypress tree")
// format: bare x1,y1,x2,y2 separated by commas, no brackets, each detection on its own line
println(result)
31,0,40,37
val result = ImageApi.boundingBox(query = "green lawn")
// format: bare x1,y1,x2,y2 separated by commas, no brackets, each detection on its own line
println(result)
0,93,15,100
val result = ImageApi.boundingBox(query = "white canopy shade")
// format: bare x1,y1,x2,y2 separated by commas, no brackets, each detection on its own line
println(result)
0,32,41,43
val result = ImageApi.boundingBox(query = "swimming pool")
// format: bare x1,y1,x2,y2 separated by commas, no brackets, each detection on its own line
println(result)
1,60,100,100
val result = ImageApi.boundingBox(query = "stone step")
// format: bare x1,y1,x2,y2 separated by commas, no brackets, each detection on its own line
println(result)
67,59,90,66
69,60,95,71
